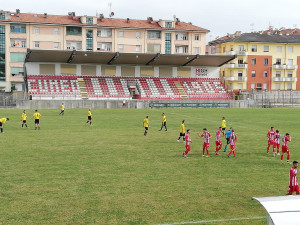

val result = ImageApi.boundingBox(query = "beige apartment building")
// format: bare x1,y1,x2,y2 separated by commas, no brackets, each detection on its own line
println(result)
0,9,209,91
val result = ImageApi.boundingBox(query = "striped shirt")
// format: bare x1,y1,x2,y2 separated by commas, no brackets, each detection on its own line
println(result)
201,132,211,144
185,134,191,146
229,133,237,146
267,130,275,141
282,136,290,147
215,130,221,142
274,132,281,144
289,167,298,187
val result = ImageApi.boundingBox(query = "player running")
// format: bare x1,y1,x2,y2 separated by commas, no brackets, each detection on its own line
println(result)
159,113,167,131
267,127,275,153
281,133,291,164
273,130,281,156
59,103,64,116
286,160,299,195
0,117,9,133
143,116,149,136
21,110,28,128
182,129,192,158
33,110,41,130
215,127,223,155
177,120,185,143
221,117,226,135
86,108,92,125
223,127,232,152
197,128,211,157
227,129,237,157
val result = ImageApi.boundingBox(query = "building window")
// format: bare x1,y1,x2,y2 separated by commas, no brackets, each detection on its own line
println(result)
251,45,257,52
10,52,26,62
252,58,256,65
165,33,171,54
238,45,244,51
263,83,267,90
275,84,280,90
54,28,59,35
276,46,282,52
54,42,59,49
165,22,172,28
251,83,255,90
97,42,112,51
86,17,93,24
238,58,243,64
0,25,5,81
136,45,141,52
195,34,199,41
10,24,26,33
257,83,262,90
194,47,199,54
264,58,268,65
119,31,124,37
276,58,281,65
147,31,161,39
118,44,124,52
251,71,256,77
147,44,161,53
97,29,112,37
34,27,40,34
288,46,294,53
34,41,39,48
288,59,293,65
288,71,293,77
86,29,93,51
0,13,5,20
66,26,82,36
264,71,268,78
287,83,292,90
136,31,140,39
175,33,188,40
11,67,24,76
264,45,269,52
276,71,281,78
238,70,243,77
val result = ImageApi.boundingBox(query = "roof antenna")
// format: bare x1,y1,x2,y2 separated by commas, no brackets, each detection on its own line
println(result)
108,2,114,18
250,23,254,32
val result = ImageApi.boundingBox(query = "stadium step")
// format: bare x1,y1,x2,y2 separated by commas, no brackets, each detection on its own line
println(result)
77,79,89,99
174,81,188,99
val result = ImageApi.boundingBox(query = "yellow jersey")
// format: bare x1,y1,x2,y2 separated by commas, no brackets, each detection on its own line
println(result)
33,112,41,119
180,123,185,133
21,113,27,120
143,118,149,128
61,105,64,110
88,111,92,116
0,118,7,124
221,119,226,128
162,115,166,123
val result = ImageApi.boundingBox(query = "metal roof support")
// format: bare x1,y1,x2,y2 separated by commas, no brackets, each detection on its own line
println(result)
182,54,200,66
146,53,160,65
67,50,77,63
108,52,120,65
25,48,32,62
218,55,236,67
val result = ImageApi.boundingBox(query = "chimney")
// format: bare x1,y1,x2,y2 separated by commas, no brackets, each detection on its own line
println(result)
16,9,20,14
44,13,47,18
175,18,180,25
126,18,130,23
99,13,104,22
147,17,153,24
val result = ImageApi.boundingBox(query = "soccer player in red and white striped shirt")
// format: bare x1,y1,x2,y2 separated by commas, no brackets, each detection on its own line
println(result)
197,128,211,157
227,130,237,157
267,127,275,153
286,161,299,195
281,133,291,164
273,130,281,157
215,127,223,155
182,129,192,158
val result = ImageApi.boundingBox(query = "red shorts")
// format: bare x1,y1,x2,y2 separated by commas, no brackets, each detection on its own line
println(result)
230,145,235,150
273,143,280,149
203,143,210,148
282,146,290,153
268,140,274,145
215,141,222,146
288,185,300,194
185,145,190,151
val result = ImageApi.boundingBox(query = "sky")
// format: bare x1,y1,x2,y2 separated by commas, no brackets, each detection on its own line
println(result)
2,0,300,42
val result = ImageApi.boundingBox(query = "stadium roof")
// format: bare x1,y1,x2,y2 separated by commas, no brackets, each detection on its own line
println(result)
253,195,300,225
25,50,235,67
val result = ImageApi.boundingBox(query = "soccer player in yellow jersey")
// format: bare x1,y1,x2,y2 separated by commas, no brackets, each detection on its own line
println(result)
59,103,64,116
0,117,9,133
21,110,28,128
221,117,226,135
86,108,92,125
143,116,149,136
33,110,41,130
159,113,167,131
177,120,186,143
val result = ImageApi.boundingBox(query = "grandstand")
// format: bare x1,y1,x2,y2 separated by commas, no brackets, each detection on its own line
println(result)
25,50,235,101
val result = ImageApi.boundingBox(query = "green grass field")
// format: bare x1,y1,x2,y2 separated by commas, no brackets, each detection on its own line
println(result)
0,107,299,225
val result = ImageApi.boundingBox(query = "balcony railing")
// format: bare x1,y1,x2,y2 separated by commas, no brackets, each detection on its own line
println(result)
225,50,248,56
273,64,286,69
285,77,297,82
224,63,248,69
224,76,247,81
286,65,298,70
273,77,284,81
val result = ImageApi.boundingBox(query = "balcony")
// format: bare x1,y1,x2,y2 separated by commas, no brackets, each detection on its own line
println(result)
286,65,298,70
273,64,286,69
225,50,248,56
224,63,248,69
224,76,247,81
285,77,297,82
273,77,284,82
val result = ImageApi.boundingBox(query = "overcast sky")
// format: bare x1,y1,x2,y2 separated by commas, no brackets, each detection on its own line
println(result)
2,0,300,41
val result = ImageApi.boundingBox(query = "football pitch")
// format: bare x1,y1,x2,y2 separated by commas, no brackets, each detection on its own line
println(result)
0,107,299,225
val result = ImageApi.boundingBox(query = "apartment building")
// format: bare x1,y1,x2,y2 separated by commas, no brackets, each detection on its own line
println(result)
209,32,300,91
0,9,209,91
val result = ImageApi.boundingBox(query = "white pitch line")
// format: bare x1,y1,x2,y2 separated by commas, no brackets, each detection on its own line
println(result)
155,216,265,225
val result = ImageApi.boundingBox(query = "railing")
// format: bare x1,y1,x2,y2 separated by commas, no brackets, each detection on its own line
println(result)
273,64,286,69
224,64,248,69
225,50,248,56
224,76,247,81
